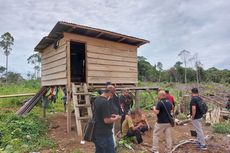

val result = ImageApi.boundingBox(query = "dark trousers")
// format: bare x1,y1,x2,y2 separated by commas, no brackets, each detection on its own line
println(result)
93,134,115,153
126,125,148,144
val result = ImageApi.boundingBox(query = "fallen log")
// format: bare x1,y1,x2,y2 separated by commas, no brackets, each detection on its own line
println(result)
171,135,212,152
221,110,230,116
171,139,193,152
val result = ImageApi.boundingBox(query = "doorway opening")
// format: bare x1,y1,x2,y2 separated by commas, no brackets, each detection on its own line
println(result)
70,41,86,82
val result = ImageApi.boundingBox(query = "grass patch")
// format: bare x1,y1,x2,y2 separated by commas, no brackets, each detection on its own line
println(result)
213,122,230,134
0,111,56,153
0,80,40,107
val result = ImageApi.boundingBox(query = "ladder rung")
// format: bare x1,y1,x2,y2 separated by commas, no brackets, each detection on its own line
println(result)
77,116,91,120
75,104,91,107
74,93,92,95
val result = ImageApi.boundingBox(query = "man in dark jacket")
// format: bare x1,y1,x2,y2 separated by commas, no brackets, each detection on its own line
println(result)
190,88,207,150
119,89,133,129
152,90,173,153
93,85,121,153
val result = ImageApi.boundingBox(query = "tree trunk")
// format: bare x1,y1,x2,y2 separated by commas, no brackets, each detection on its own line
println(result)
158,72,161,82
5,55,8,83
184,67,187,84
196,69,199,84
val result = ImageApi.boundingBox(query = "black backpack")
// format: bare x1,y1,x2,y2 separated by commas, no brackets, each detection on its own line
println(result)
196,97,208,114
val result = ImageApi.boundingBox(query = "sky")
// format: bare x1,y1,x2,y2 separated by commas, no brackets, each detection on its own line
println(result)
0,0,230,78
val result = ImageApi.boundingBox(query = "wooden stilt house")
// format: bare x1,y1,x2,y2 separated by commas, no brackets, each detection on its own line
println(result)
34,21,149,135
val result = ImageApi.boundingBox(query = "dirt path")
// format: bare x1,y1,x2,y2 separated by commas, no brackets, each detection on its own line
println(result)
41,112,230,153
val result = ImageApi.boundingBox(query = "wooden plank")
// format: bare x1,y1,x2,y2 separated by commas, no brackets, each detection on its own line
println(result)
88,71,137,78
0,93,35,98
77,116,91,120
42,58,66,70
63,32,138,51
72,83,83,136
87,58,137,67
42,64,66,76
42,52,66,65
42,45,66,60
88,77,137,84
75,104,91,107
88,64,137,73
41,78,67,86
42,38,66,55
87,52,136,63
42,71,66,81
87,45,137,57
83,83,92,117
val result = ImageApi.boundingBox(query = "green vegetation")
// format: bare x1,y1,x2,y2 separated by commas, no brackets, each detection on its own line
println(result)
213,122,230,134
0,80,40,107
0,80,66,152
138,56,230,83
0,111,55,153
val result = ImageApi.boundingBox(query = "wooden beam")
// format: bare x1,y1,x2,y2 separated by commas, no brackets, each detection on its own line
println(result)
66,41,72,133
95,32,103,38
67,27,76,32
116,87,159,91
0,93,36,98
117,37,126,42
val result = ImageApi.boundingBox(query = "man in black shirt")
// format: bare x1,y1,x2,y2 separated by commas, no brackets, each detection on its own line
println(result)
119,89,133,130
190,88,207,150
152,90,173,153
93,85,121,153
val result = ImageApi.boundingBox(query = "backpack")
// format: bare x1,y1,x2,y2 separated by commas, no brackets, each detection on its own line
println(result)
196,97,208,114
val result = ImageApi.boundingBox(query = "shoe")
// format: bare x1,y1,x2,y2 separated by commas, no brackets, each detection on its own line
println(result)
191,140,200,146
200,145,208,150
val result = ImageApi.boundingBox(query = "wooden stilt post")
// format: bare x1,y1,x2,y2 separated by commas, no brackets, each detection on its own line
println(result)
66,88,72,133
135,90,140,109
66,41,72,133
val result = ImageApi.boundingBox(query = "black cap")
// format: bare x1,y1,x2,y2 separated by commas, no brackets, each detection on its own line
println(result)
191,88,199,94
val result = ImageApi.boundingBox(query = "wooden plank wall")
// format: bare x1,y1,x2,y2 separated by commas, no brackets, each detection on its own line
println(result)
41,39,67,86
64,32,138,84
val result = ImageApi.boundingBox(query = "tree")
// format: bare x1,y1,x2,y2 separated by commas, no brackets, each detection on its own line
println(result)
156,62,163,82
0,32,14,82
174,61,184,82
0,66,6,76
6,71,24,83
27,53,41,79
137,56,158,81
178,50,191,83
189,53,203,84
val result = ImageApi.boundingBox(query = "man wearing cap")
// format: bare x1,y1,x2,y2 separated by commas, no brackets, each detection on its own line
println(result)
93,85,121,153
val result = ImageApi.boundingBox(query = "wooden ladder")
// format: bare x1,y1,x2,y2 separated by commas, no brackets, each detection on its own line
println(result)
72,83,92,136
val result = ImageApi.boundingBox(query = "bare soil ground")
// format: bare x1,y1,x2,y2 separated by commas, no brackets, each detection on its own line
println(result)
40,112,230,153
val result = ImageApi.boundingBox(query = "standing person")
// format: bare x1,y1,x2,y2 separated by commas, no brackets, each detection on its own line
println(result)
109,92,122,148
119,89,133,129
165,90,175,107
152,90,173,153
190,88,207,150
93,85,121,153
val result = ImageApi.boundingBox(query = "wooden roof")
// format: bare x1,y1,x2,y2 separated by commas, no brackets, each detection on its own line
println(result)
34,21,149,51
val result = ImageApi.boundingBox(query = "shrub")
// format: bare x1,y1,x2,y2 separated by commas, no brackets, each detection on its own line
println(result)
213,122,230,134
0,111,55,152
